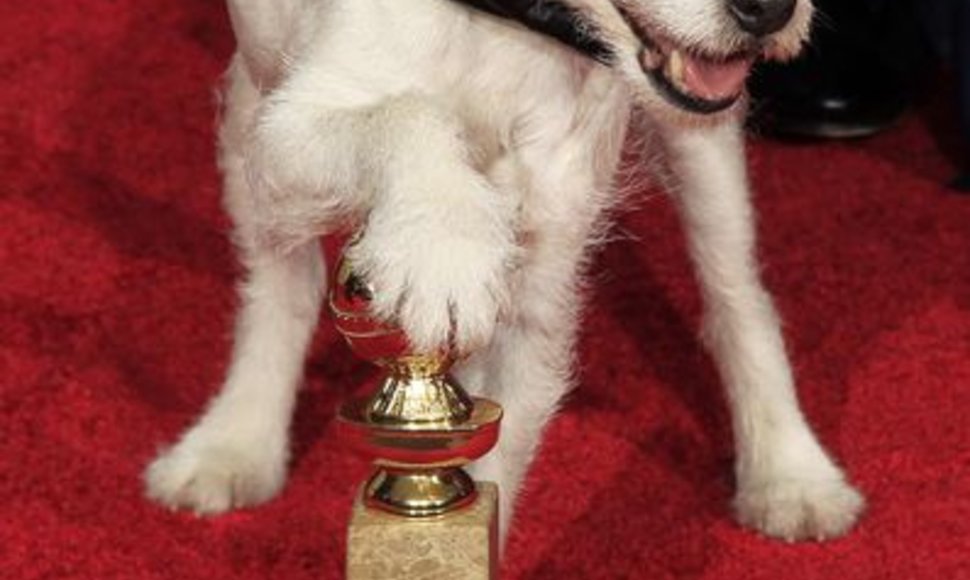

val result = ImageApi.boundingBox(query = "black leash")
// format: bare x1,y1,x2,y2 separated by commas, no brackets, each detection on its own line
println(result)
451,0,615,64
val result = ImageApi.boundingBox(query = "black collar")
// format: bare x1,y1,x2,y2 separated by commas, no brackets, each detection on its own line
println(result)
452,0,615,64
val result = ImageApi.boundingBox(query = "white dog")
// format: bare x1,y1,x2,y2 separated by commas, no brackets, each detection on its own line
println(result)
146,0,865,545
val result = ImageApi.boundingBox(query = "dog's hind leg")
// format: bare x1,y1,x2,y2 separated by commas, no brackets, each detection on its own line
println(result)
461,227,590,545
664,122,864,542
461,113,626,544
145,60,326,514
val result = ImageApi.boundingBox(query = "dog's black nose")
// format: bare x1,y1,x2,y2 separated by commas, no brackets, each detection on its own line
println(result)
728,0,797,37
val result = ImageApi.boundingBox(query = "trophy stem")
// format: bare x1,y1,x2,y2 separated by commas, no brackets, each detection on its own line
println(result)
364,467,478,517
366,369,474,426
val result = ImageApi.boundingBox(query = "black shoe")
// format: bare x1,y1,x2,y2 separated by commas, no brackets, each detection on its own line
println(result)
749,46,909,139
748,0,915,139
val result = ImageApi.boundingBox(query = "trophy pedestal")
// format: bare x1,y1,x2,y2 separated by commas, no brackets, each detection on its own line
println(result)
347,482,499,580
331,246,503,579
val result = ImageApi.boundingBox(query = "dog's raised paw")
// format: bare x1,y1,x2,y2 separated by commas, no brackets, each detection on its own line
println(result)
734,477,865,542
145,438,286,515
347,218,515,354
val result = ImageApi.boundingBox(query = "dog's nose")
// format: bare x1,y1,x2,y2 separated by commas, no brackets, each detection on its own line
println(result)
728,0,797,37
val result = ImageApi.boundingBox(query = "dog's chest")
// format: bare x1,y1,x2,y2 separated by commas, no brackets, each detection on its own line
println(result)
316,0,622,157
300,0,630,225
422,7,630,198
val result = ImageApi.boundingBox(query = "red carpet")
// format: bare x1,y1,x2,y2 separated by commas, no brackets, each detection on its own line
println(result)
3,2,969,578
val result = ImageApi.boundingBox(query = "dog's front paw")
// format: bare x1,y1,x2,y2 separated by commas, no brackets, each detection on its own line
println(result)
145,430,287,515
348,217,516,354
734,476,865,542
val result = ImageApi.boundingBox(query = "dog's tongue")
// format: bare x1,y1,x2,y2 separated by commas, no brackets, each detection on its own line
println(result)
682,54,754,101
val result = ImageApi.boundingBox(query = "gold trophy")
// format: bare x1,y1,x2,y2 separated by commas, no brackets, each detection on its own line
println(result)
330,244,503,578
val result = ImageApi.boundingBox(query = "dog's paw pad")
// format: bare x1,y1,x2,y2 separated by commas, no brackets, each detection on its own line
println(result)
145,442,286,515
734,478,865,542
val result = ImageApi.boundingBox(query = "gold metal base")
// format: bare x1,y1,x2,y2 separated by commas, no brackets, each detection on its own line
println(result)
337,397,501,517
364,468,478,517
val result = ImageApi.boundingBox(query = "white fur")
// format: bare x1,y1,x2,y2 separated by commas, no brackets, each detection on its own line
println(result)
147,0,863,548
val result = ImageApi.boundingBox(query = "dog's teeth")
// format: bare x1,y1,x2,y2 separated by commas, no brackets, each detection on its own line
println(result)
668,49,686,87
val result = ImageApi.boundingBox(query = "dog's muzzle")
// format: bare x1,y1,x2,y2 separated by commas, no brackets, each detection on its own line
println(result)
453,0,800,116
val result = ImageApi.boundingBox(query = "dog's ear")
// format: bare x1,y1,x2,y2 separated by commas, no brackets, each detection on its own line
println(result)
453,0,615,64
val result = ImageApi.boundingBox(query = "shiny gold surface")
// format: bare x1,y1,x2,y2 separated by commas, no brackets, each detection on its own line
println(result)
338,398,502,467
365,469,478,517
329,245,503,519
367,372,473,425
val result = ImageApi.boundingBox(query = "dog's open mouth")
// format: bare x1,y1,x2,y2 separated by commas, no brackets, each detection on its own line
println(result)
620,8,758,116
639,39,755,115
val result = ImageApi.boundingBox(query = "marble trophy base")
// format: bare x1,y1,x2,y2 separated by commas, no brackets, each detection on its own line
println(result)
347,482,499,580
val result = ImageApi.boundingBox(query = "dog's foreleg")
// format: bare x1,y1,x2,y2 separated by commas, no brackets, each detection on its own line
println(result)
145,243,324,514
664,122,864,541
246,85,518,352
145,63,326,514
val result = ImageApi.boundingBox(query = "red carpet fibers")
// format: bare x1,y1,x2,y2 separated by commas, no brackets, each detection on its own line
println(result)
3,2,970,578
